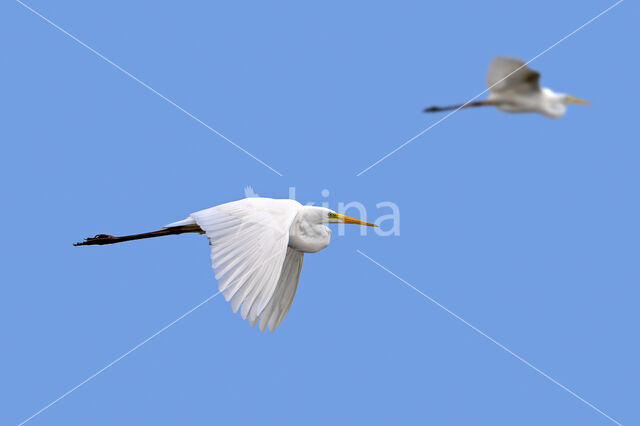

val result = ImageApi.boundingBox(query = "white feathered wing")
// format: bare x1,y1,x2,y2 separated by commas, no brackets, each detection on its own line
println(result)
169,198,304,331
486,57,541,95
258,248,304,332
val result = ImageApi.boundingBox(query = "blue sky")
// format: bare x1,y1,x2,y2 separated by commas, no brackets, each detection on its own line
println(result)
1,1,637,424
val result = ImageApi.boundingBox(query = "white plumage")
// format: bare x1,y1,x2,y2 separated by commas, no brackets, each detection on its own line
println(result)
74,197,377,331
424,56,590,118
167,197,375,332
77,197,376,332
186,198,298,332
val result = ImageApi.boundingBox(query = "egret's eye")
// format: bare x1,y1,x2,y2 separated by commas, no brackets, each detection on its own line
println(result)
328,212,339,219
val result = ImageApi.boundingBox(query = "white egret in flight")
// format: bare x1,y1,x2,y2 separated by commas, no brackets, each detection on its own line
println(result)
424,57,590,118
75,197,376,332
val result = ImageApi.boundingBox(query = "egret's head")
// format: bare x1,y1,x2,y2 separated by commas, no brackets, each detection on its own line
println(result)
542,89,590,118
327,210,377,227
305,207,376,227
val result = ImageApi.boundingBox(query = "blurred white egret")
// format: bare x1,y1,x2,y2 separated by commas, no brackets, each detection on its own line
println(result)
424,57,590,118
75,197,376,332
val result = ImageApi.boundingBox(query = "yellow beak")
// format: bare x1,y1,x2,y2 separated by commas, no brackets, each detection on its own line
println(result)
334,213,378,227
567,96,591,105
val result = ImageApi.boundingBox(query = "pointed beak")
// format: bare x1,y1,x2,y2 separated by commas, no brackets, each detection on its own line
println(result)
334,213,378,227
567,96,591,105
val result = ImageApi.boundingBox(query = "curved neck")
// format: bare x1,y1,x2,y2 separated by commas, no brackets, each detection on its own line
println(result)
542,88,568,118
288,207,331,253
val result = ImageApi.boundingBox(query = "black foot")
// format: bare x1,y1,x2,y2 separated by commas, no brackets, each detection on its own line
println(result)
74,234,116,246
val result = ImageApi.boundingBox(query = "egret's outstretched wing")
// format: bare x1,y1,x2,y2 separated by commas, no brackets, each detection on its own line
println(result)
256,248,304,332
189,198,300,327
486,57,540,94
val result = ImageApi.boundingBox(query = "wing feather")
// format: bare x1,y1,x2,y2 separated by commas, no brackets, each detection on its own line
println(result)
486,57,541,95
189,198,300,328
259,248,304,332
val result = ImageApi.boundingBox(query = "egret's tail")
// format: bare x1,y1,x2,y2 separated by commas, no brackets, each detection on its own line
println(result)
423,100,495,113
74,224,204,246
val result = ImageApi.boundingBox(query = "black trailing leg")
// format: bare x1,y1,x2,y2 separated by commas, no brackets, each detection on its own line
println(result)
74,224,204,246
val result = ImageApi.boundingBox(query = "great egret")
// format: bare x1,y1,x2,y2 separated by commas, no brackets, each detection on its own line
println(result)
75,197,376,332
424,57,590,118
